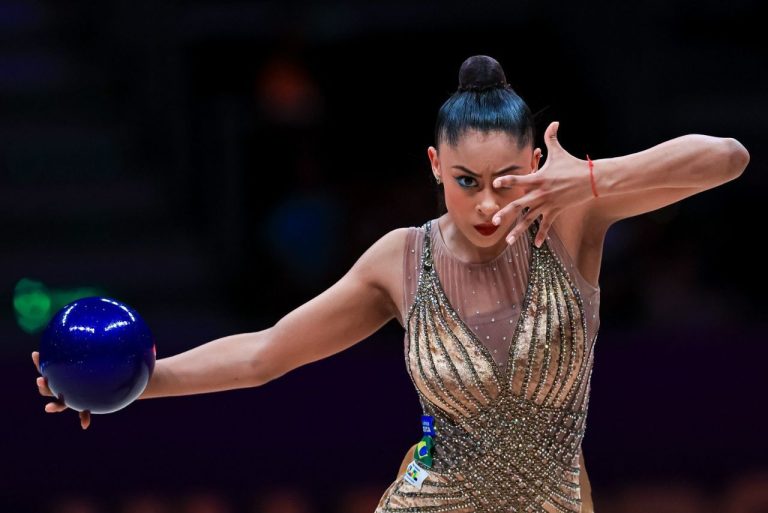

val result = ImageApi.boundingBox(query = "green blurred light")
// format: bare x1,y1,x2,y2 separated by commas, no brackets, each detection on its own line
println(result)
13,279,51,334
13,278,107,334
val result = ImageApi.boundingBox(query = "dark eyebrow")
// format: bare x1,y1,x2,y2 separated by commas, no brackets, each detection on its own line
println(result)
451,164,522,177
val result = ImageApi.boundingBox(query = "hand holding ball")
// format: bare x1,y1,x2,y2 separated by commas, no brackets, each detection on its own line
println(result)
36,297,155,417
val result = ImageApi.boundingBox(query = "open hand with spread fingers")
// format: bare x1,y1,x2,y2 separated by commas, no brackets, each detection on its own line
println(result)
32,351,91,429
491,121,596,247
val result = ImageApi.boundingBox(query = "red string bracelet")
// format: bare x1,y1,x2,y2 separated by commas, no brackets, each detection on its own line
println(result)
587,154,599,198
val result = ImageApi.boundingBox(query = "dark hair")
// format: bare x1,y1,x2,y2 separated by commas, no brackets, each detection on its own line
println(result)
435,55,535,150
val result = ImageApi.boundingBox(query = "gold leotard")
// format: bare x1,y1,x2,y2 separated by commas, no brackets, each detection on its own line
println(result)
375,218,600,513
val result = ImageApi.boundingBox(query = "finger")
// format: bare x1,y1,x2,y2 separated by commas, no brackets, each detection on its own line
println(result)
32,351,40,373
492,200,525,226
45,401,68,413
506,206,543,245
36,376,54,397
534,213,556,248
543,121,563,157
80,411,91,430
493,174,533,189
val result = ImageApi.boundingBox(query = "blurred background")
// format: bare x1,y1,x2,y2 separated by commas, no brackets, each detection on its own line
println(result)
2,0,767,512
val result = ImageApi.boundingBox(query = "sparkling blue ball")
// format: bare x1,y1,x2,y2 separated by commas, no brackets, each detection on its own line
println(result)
39,297,155,414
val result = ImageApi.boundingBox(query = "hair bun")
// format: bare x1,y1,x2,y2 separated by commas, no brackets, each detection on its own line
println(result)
457,55,509,92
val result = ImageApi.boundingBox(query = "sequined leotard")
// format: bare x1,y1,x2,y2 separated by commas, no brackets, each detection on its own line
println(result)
375,218,600,513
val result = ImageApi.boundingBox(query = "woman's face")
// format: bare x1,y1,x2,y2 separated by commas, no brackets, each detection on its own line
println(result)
428,129,542,252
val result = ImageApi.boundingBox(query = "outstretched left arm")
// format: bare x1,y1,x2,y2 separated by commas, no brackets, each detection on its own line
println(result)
586,133,750,226
493,122,751,246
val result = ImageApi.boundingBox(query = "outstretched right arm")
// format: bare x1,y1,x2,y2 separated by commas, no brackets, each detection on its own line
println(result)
32,228,408,426
247,226,407,385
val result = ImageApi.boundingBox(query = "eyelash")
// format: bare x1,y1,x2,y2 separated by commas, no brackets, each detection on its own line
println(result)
455,176,478,188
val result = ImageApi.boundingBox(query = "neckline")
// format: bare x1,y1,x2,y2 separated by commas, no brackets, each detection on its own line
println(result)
433,217,514,267
417,219,539,385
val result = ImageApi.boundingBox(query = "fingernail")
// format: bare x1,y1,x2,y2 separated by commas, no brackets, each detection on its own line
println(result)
507,235,515,244
494,179,500,187
492,216,500,225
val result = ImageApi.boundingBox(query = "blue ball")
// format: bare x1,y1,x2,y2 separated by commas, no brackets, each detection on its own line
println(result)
39,297,155,414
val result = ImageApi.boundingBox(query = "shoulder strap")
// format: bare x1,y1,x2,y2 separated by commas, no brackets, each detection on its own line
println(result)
421,220,434,270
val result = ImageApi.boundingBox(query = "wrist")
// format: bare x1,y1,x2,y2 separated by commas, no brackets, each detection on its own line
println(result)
587,155,598,198
591,157,619,197
138,358,167,400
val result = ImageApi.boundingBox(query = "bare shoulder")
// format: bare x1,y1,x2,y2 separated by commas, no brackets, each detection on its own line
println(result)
551,204,609,289
354,227,411,325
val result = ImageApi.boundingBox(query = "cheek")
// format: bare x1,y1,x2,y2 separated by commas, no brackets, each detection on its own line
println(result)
443,185,471,209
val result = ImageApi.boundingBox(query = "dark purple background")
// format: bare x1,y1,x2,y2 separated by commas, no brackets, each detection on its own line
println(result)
2,1,766,512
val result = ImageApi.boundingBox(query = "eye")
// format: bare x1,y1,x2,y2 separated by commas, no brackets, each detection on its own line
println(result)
455,176,478,188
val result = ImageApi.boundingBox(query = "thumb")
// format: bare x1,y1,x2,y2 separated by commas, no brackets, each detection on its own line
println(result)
544,121,562,156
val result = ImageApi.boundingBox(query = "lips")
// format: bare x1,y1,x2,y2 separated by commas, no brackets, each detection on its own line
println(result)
474,223,499,236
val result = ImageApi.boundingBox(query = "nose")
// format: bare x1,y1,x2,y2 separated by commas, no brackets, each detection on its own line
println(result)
476,191,500,218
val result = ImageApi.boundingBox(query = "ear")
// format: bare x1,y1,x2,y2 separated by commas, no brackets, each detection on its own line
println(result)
427,146,441,180
532,147,543,171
